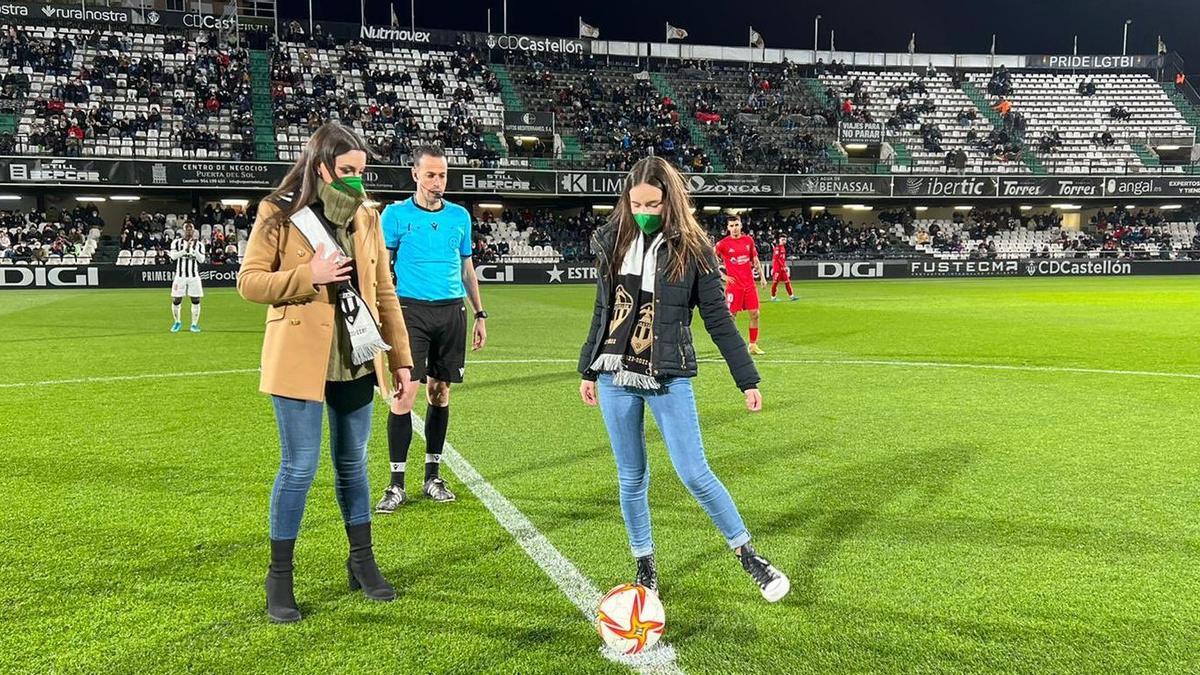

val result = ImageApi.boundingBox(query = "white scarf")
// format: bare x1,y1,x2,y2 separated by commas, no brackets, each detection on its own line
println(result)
289,206,391,365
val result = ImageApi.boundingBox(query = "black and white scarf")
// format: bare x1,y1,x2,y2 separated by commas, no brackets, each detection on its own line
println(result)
289,206,391,365
590,232,665,390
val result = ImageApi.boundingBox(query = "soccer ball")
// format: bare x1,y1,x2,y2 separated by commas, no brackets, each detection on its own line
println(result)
596,583,666,655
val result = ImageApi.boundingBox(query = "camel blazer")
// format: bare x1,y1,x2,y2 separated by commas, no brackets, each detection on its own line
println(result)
237,198,413,402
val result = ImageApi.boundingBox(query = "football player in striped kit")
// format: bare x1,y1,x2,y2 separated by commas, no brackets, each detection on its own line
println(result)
169,222,205,333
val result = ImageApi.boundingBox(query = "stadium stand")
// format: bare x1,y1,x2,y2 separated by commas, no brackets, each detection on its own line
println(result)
662,59,837,174
500,51,713,172
2,21,1197,177
6,25,258,160
110,204,252,266
970,72,1194,174
707,209,902,259
0,208,100,265
819,69,1022,174
902,208,1198,260
271,35,506,166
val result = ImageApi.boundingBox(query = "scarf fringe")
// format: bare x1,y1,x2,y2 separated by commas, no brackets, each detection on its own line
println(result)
589,353,624,373
591,354,662,391
612,370,662,391
351,339,391,366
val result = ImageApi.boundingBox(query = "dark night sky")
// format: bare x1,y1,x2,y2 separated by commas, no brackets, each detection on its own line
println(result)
280,0,1199,74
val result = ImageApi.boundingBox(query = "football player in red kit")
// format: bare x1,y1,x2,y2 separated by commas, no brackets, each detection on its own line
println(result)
770,234,797,302
715,215,767,355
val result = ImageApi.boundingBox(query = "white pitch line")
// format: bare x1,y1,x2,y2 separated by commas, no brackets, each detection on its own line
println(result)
0,367,260,388
5,358,1200,389
735,358,1200,380
411,414,686,675
470,357,1200,380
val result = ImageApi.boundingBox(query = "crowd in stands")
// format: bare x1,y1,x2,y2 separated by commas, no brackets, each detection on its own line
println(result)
515,62,715,174
1091,207,1181,257
469,205,1200,264
271,35,500,167
472,209,607,263
117,204,253,266
2,20,1197,179
11,26,259,159
469,207,899,264
711,210,895,259
0,207,100,263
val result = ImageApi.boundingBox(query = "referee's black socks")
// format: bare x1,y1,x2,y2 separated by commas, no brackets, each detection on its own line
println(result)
424,404,449,481
387,411,412,487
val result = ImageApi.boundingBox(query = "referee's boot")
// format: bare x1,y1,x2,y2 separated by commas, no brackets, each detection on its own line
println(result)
423,477,456,503
374,484,407,514
346,522,396,602
265,538,301,623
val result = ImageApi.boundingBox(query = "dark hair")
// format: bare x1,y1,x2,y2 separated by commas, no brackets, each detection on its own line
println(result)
726,214,741,224
608,156,712,283
262,121,374,227
411,144,446,165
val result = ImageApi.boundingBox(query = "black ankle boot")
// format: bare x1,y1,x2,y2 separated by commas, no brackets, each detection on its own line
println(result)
266,538,301,623
635,554,659,596
346,522,396,601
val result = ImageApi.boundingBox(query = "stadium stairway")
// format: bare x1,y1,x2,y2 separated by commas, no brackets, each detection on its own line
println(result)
1161,83,1200,173
249,50,277,161
804,78,898,173
961,80,1044,174
481,131,513,162
890,142,913,172
1161,83,1200,130
803,77,834,107
93,235,122,264
1132,143,1162,168
491,63,577,168
561,134,584,166
649,72,727,172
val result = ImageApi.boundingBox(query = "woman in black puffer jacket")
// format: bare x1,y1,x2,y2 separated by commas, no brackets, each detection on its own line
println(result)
577,156,790,603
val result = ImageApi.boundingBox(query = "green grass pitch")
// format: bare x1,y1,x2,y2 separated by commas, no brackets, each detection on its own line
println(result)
1,277,1198,673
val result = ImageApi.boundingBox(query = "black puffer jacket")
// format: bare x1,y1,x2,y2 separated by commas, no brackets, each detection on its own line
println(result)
578,223,760,391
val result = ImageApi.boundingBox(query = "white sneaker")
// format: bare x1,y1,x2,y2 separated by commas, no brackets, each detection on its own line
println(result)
737,544,790,603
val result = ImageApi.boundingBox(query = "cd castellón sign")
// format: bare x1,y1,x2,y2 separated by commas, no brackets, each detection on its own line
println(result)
485,33,588,55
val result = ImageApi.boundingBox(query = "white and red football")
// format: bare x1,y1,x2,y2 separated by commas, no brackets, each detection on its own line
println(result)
596,583,666,655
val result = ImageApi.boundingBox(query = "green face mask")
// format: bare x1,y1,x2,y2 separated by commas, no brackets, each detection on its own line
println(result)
633,213,663,235
333,175,365,197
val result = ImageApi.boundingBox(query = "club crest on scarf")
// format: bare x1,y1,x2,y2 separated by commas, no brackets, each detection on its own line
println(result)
630,303,653,354
339,289,360,326
608,284,633,337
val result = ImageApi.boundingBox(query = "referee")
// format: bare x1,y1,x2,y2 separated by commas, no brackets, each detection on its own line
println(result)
375,145,487,512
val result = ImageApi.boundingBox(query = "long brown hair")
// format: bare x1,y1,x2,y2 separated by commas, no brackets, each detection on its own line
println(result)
607,156,712,282
262,121,375,227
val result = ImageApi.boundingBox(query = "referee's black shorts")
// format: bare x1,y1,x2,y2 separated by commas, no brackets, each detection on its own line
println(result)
398,297,467,384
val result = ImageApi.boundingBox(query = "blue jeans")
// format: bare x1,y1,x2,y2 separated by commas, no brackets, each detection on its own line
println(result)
268,376,375,540
597,374,751,557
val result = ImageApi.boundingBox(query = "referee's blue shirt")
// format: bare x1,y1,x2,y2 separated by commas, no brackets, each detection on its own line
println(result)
381,197,473,301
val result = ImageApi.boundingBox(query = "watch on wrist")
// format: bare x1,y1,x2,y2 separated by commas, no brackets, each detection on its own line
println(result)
475,310,488,320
